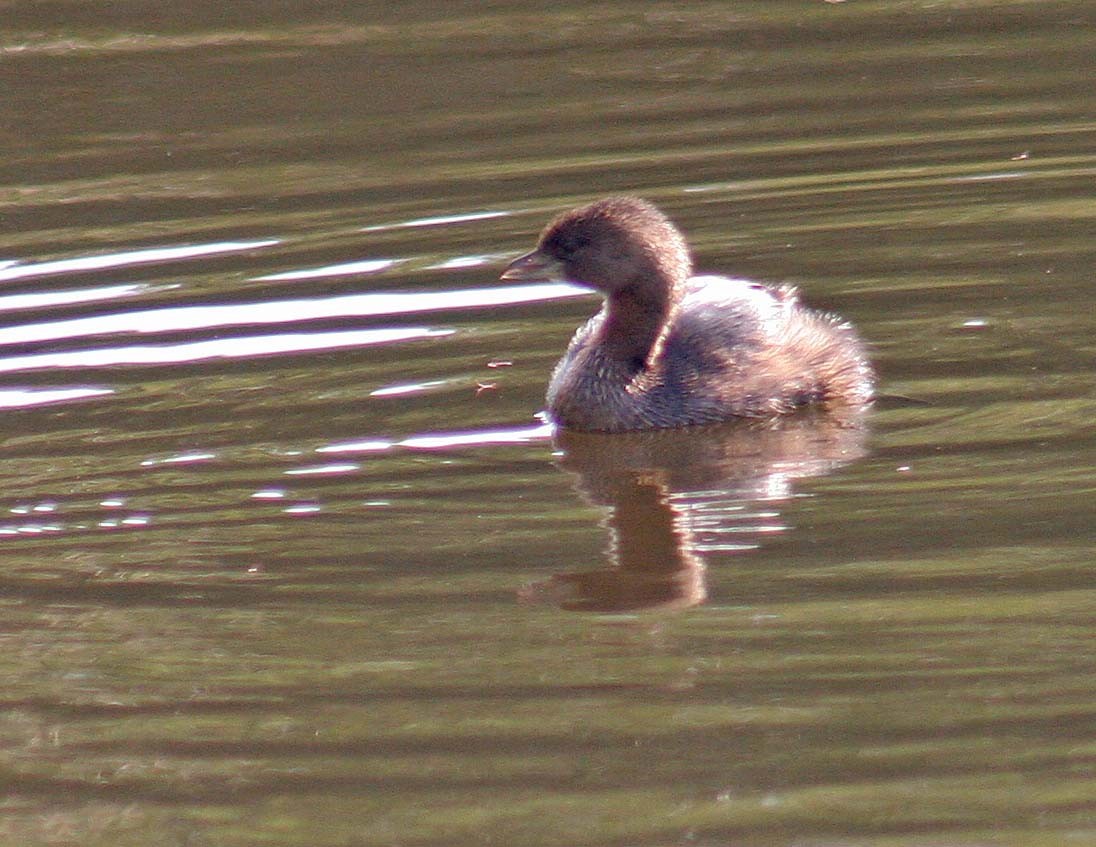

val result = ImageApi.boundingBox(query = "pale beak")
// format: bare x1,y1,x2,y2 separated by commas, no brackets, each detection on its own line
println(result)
500,249,565,282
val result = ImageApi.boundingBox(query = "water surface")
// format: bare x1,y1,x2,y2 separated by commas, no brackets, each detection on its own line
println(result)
1,2,1094,845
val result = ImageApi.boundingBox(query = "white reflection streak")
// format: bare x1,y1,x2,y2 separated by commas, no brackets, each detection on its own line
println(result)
0,240,279,283
0,283,589,347
318,422,554,454
948,171,1026,183
0,328,453,373
317,439,393,453
284,463,360,476
254,258,398,282
0,387,113,409
423,254,504,271
399,423,554,449
139,452,216,468
370,379,446,397
361,210,509,232
0,284,149,313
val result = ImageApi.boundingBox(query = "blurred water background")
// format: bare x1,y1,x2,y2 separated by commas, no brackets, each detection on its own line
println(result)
1,2,1094,845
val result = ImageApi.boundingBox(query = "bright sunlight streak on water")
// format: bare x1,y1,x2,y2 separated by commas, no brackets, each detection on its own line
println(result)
0,283,589,347
318,422,554,454
0,387,114,409
360,210,510,232
253,258,400,282
0,328,454,372
0,283,154,313
0,240,280,282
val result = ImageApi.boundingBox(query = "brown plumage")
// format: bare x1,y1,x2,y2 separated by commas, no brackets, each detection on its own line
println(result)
501,196,873,432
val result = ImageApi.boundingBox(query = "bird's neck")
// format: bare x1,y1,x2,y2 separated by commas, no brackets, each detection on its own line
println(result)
601,280,681,371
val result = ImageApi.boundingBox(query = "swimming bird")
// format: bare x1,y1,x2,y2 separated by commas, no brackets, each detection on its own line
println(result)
501,196,873,432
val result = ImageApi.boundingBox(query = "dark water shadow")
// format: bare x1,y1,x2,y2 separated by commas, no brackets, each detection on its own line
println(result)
522,412,869,612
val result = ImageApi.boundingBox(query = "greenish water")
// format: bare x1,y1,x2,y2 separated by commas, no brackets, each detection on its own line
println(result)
1,2,1094,845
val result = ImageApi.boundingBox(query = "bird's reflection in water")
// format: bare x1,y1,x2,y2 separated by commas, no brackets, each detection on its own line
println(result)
521,413,869,612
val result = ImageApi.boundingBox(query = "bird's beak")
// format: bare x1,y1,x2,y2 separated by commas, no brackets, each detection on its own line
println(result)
500,249,565,282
